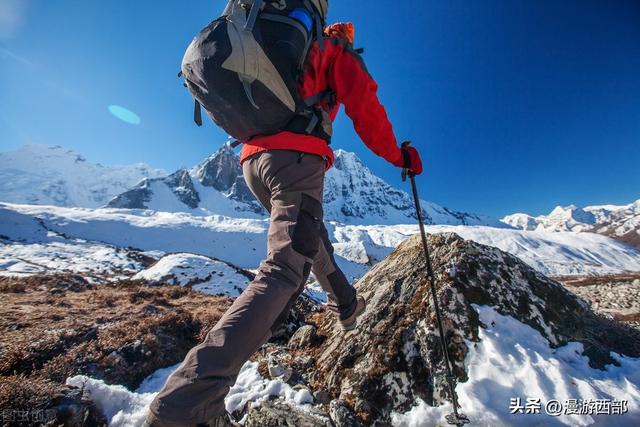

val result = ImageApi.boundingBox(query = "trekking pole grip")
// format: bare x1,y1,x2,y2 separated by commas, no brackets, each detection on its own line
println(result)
400,140,414,182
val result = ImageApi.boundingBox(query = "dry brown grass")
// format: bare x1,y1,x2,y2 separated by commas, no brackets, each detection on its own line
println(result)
0,375,63,412
0,274,232,394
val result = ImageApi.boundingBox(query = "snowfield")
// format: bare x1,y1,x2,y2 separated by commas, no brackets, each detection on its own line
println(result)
132,253,250,297
2,203,639,280
2,202,640,427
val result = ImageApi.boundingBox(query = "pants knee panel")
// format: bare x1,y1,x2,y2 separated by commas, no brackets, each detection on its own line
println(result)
291,193,323,259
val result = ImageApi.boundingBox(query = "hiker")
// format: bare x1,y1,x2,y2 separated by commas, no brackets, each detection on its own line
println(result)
145,1,422,426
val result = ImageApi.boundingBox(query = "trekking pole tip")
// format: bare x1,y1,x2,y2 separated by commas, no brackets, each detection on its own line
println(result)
445,412,471,426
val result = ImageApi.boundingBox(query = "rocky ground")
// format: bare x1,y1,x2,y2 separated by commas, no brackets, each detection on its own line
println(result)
275,233,640,425
0,273,318,426
1,236,639,426
0,274,234,426
554,273,640,329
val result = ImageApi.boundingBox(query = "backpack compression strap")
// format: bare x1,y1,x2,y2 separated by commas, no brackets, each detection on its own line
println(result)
296,89,335,135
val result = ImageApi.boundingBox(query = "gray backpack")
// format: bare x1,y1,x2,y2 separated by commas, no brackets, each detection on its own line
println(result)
181,0,333,141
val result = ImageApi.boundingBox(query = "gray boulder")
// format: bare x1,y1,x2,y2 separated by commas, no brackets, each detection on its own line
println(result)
304,232,640,424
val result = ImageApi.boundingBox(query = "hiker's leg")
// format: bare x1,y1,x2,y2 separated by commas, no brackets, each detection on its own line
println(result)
149,151,325,424
311,223,357,320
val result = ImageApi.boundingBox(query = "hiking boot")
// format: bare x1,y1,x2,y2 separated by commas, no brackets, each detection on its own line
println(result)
339,296,366,331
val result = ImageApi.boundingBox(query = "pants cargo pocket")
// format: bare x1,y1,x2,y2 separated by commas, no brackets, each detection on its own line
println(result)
291,193,322,259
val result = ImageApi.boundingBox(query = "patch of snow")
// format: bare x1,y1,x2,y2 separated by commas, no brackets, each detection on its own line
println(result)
66,361,313,427
392,305,640,427
133,253,249,297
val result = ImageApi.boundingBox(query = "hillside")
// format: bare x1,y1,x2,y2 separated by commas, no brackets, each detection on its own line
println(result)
3,234,637,426
3,203,640,280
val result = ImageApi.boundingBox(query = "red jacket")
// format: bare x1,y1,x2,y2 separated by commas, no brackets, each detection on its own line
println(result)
240,36,402,169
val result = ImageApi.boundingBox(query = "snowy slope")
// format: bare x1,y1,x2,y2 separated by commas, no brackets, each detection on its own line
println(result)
324,150,504,226
330,223,640,276
0,205,153,279
503,200,640,248
0,145,165,207
3,203,639,278
392,305,640,427
132,253,250,297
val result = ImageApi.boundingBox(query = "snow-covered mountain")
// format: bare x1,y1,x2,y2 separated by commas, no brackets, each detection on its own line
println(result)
107,145,263,216
108,145,504,226
0,145,165,208
0,143,503,226
503,200,640,248
324,149,503,226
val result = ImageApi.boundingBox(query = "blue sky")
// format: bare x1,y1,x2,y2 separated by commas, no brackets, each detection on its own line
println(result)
1,0,639,218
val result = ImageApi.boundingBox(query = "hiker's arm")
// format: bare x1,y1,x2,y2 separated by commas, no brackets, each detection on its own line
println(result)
330,45,403,165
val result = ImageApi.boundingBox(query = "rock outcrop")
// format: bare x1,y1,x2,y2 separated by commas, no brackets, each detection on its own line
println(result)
291,233,640,424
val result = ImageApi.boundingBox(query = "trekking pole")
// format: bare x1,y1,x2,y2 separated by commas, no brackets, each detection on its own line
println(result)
401,141,470,426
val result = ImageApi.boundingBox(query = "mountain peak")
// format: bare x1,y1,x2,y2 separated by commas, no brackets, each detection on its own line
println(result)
503,198,640,248
332,149,365,170
107,146,500,225
195,145,241,192
0,144,165,208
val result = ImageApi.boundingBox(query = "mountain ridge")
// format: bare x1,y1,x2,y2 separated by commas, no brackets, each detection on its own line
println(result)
503,200,640,248
0,144,165,208
108,144,505,226
0,143,506,226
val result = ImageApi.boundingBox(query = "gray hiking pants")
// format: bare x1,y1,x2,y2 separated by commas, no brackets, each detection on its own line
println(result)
149,150,357,425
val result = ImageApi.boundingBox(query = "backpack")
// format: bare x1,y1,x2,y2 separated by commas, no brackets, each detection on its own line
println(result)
180,0,333,141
